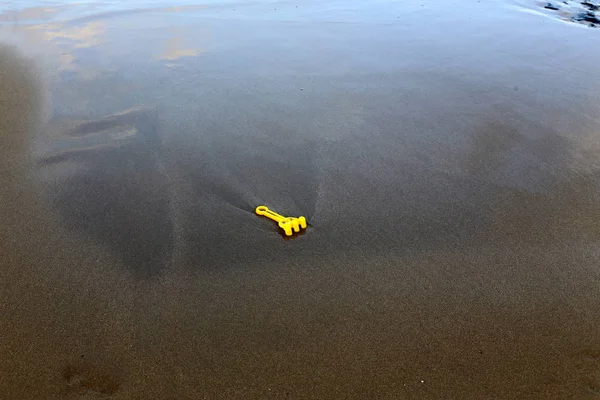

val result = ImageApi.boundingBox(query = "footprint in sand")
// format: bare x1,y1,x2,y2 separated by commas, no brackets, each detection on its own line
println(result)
575,349,600,396
61,364,121,399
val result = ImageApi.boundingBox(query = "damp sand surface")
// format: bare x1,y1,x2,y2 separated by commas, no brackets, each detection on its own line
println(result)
2,1,600,398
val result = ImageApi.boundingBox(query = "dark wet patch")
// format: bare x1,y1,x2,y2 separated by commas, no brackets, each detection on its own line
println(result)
165,119,321,269
38,107,174,277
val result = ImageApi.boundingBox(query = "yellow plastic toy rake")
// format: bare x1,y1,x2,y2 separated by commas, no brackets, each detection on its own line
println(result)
255,205,307,236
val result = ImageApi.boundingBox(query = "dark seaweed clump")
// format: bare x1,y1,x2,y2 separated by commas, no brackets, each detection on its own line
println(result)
544,1,600,27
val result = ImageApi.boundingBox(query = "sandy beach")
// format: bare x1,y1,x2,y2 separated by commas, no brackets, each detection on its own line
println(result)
2,0,600,398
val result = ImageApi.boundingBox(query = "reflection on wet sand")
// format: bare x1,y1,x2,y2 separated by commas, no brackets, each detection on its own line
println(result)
161,36,200,61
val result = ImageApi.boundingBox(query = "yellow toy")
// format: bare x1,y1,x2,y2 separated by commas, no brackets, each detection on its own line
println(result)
255,205,307,236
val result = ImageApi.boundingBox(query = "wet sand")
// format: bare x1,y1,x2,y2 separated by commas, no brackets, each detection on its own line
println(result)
2,1,600,398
